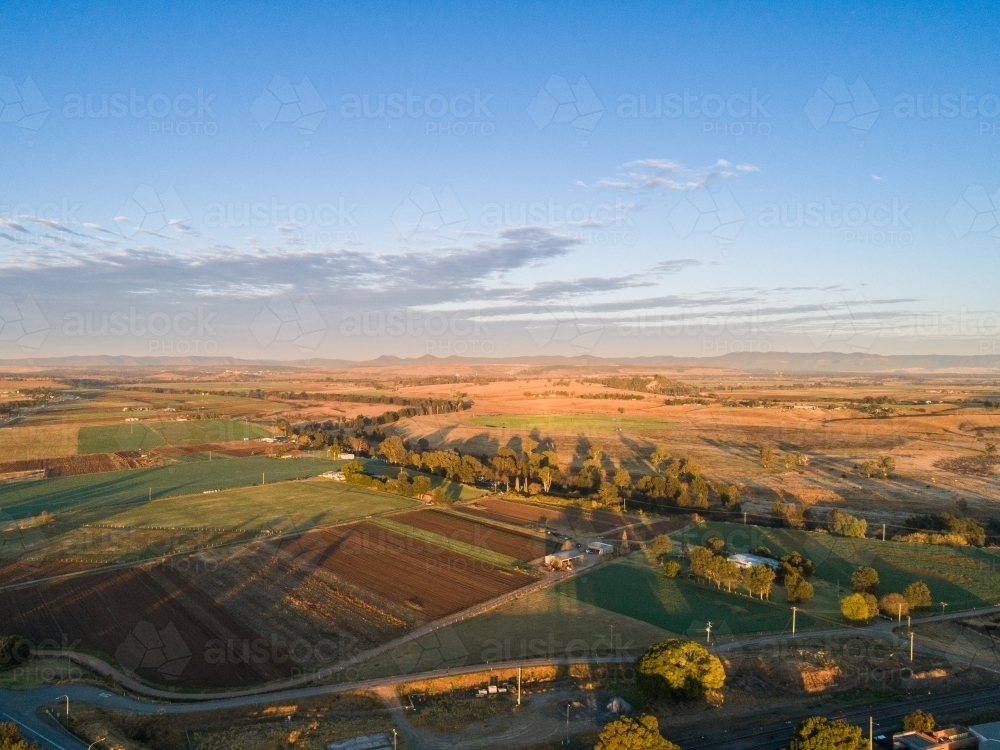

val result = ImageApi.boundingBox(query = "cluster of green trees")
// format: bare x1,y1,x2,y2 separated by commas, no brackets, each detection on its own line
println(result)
341,461,443,501
898,512,986,547
785,709,935,750
634,451,716,510
840,567,932,622
859,455,896,479
582,375,694,396
828,509,867,538
688,544,777,599
0,388,51,415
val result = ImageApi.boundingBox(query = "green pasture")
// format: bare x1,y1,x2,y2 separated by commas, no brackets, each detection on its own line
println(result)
77,419,272,453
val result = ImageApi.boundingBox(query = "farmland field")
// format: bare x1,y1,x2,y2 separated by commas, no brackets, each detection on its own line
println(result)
0,564,283,688
292,522,536,619
456,497,627,534
0,423,79,462
463,414,676,433
558,554,808,635
78,419,273,454
368,516,521,569
391,508,556,561
101,477,418,532
0,455,337,524
0,517,540,689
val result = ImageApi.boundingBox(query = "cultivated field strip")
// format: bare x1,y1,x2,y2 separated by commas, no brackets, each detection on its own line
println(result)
390,508,557,561
367,516,522,568
455,497,627,533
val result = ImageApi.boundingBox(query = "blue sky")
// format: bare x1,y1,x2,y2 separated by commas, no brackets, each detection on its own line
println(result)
1,0,999,360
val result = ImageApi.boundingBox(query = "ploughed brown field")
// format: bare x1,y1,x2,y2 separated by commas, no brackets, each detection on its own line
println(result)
283,522,536,618
456,497,627,534
391,508,559,560
0,565,280,688
0,520,537,689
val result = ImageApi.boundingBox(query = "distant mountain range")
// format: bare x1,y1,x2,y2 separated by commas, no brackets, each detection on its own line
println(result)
3,351,1000,373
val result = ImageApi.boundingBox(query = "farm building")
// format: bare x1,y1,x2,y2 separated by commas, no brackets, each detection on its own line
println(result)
727,553,781,570
321,471,346,481
892,726,977,749
587,541,615,556
544,550,585,570
338,452,355,459
970,721,1000,748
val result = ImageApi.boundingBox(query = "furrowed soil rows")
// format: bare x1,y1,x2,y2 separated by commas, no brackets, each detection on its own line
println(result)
391,508,556,561
290,522,536,618
0,565,282,688
456,497,626,534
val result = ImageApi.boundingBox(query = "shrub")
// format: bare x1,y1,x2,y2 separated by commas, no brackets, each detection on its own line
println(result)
663,561,682,578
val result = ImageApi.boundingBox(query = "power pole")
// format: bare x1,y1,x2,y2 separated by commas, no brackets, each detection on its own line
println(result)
910,631,914,662
743,511,747,525
897,603,902,622
705,621,712,644
517,666,522,707
869,717,874,750
941,602,948,616
882,523,886,542
792,606,797,636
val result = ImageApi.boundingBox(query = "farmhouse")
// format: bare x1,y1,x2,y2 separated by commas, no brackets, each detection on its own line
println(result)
587,541,615,556
544,550,585,570
727,553,781,571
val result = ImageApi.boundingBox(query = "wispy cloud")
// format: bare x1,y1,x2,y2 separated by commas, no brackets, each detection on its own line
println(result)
581,158,759,192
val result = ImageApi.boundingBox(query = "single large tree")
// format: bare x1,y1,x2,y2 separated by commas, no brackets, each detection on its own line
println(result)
789,716,866,750
903,580,932,609
851,566,879,594
635,638,726,700
594,715,679,750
